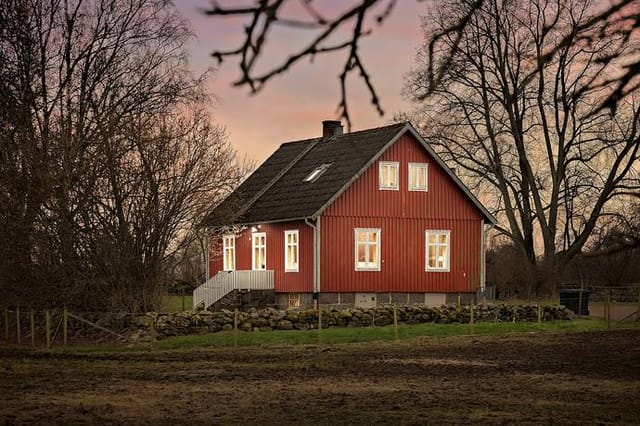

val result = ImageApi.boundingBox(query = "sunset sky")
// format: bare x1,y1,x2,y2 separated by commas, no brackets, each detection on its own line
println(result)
174,1,427,164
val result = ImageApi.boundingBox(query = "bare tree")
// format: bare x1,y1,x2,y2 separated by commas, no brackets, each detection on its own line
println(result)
206,0,640,127
405,0,640,293
82,108,245,311
0,0,244,311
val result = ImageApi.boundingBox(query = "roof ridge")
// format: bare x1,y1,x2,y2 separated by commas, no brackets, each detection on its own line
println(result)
238,137,324,218
279,122,407,146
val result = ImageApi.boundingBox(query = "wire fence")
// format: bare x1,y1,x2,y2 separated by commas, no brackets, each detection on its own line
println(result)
558,284,640,326
0,308,135,349
2,287,638,349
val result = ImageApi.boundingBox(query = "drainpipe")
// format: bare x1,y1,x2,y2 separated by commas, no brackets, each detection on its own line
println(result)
304,217,321,306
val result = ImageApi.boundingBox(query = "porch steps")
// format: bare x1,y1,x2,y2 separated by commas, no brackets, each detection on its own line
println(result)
193,270,274,310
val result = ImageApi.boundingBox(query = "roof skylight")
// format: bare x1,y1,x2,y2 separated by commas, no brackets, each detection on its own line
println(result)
303,163,332,183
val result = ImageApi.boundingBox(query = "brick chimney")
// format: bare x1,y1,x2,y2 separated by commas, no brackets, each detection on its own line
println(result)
322,120,343,138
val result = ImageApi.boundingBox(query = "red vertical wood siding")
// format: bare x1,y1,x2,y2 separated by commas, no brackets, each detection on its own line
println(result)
321,133,483,293
209,220,314,293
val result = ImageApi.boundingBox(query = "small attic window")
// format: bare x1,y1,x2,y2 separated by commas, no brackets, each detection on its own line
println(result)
303,163,332,183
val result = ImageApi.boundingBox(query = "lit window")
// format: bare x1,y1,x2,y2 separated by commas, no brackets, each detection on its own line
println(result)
288,293,300,308
303,163,332,182
252,232,266,271
284,230,299,272
222,235,235,271
426,230,450,272
355,228,381,271
379,161,399,190
409,163,428,191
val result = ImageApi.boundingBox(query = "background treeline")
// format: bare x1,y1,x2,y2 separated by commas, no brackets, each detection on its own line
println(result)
0,0,245,311
487,206,640,299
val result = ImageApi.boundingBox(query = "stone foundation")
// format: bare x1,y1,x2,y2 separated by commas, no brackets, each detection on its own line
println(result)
211,290,276,311
317,292,478,309
210,291,482,311
274,292,314,310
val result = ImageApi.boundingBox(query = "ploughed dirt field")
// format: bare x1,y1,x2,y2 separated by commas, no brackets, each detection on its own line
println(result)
2,329,640,425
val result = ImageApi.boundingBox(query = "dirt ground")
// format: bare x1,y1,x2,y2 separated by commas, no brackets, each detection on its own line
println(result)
1,329,639,425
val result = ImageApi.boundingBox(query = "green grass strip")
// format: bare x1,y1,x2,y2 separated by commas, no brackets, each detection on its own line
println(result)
58,318,639,353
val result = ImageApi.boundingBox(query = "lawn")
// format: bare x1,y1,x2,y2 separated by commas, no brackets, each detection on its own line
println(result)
153,317,635,350
60,317,639,353
159,294,192,312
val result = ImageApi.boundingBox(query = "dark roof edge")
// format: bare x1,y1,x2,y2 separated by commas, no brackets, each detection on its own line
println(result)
311,123,498,225
210,216,311,228
238,137,323,218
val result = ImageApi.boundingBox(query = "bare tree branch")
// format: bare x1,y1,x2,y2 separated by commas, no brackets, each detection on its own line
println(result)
205,0,390,129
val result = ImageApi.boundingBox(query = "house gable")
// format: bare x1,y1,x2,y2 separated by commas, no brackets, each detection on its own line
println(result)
323,131,483,220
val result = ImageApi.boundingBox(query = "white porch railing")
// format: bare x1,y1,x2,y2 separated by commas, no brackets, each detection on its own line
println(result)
193,270,275,310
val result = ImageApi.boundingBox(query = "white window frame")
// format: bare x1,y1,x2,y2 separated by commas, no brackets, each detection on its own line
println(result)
252,232,267,271
222,234,235,271
425,230,450,272
408,163,428,191
378,161,399,190
284,230,299,272
354,228,381,271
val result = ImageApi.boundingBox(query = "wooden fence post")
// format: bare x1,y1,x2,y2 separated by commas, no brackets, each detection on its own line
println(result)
537,304,542,324
16,306,21,345
233,309,238,348
149,313,155,351
578,284,584,318
63,309,68,347
470,304,474,324
393,304,398,340
457,293,461,307
606,290,611,329
4,307,8,341
30,310,35,347
45,310,51,350
318,309,322,345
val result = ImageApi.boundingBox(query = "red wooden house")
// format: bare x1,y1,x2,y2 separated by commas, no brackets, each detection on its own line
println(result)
195,121,497,310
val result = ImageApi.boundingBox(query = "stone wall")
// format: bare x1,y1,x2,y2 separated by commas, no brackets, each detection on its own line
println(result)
143,303,572,339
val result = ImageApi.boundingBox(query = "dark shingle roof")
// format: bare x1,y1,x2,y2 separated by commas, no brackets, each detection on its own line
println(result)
202,122,497,226
203,137,316,225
